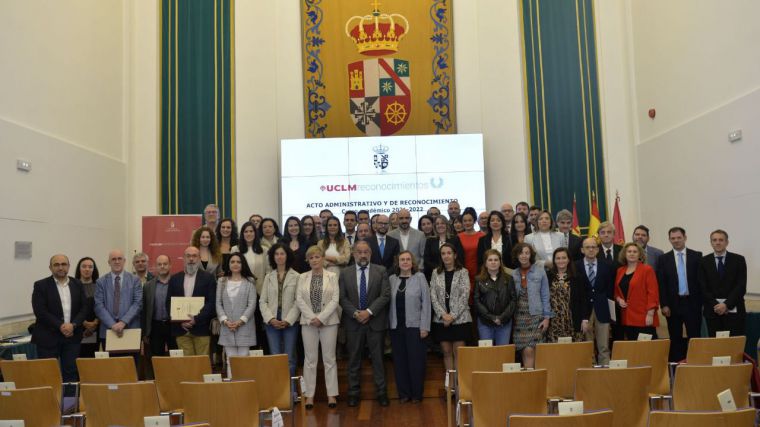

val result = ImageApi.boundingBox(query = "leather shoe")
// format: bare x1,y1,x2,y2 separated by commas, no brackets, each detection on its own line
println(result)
378,395,390,407
347,397,360,407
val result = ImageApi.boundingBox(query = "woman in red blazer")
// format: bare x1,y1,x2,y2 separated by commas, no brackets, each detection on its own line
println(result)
614,242,660,340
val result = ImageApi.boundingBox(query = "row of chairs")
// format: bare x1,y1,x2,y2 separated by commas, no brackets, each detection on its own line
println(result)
447,336,756,427
505,408,756,427
0,354,304,427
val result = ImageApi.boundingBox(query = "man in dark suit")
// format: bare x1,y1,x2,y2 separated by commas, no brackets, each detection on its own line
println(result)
575,238,614,365
596,222,622,268
142,255,175,377
339,240,391,407
32,254,88,381
656,227,702,362
366,214,400,270
167,246,217,356
633,225,664,271
556,209,583,261
698,229,746,337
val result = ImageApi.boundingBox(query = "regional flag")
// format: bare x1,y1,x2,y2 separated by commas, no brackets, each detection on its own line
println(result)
612,192,625,245
571,195,581,236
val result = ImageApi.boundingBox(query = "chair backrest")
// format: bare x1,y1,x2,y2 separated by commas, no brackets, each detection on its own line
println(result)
648,408,756,427
610,339,670,395
0,386,61,426
535,341,594,399
229,354,290,410
182,380,259,427
508,410,614,427
671,363,752,411
80,382,160,427
0,359,62,404
574,366,651,427
686,336,745,364
152,355,212,412
76,357,138,383
457,345,515,401
471,370,547,426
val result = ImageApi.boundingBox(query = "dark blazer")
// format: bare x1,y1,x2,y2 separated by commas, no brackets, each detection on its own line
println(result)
575,259,614,323
423,236,465,281
597,244,622,269
656,248,702,310
366,234,400,270
167,270,217,336
698,252,747,318
142,276,170,337
338,263,391,332
477,231,513,270
567,233,583,262
31,276,88,346
548,271,591,332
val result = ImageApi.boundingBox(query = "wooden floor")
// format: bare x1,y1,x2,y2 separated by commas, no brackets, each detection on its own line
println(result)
301,398,447,427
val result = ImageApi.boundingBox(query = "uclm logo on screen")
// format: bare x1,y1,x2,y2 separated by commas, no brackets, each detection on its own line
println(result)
321,184,357,192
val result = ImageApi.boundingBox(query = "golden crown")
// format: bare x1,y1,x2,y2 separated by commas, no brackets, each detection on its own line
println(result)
345,1,409,57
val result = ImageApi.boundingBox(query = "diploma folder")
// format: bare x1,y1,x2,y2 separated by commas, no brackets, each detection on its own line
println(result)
170,296,205,322
105,328,142,352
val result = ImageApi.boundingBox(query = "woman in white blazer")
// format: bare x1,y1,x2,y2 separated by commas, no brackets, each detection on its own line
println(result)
296,245,341,409
524,210,565,269
260,243,301,376
216,253,258,376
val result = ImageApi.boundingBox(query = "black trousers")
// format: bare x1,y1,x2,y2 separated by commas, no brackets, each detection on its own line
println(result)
389,326,427,400
346,324,387,399
665,297,702,362
148,320,177,357
623,325,657,341
705,313,746,337
37,340,81,382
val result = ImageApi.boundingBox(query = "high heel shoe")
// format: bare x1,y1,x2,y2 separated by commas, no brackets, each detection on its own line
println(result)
328,397,337,408
305,398,314,410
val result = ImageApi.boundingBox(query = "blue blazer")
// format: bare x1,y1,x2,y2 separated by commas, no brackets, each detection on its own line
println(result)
574,259,614,323
94,271,143,336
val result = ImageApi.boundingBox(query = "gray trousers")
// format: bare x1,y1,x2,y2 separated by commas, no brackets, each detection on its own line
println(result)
346,324,387,398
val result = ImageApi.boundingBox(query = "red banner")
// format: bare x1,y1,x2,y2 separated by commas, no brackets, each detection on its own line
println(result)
142,215,202,274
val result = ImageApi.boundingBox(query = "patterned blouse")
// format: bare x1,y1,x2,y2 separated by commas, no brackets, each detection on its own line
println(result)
310,273,323,313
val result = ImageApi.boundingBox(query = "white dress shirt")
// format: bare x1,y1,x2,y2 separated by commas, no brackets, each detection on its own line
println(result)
55,277,72,324
183,272,196,297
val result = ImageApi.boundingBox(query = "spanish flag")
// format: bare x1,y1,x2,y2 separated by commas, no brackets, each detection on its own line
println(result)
587,192,601,238
571,195,581,236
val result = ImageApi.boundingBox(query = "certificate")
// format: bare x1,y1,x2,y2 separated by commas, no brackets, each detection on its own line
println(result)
170,296,205,321
105,328,142,352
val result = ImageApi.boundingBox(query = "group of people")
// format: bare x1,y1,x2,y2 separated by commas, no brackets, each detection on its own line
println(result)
31,200,748,406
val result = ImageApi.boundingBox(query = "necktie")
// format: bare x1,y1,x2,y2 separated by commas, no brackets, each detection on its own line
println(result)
379,237,385,258
717,256,726,278
359,267,368,310
606,248,612,262
564,233,569,248
588,263,596,288
113,275,121,317
677,252,688,295
347,235,353,245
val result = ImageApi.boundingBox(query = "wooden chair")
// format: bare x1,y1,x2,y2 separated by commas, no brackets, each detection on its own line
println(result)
648,408,756,427
152,355,211,414
611,339,671,407
449,345,515,427
671,363,752,410
508,410,614,427
0,386,61,426
535,341,594,400
230,354,303,427
80,382,160,427
574,366,651,427
182,380,260,427
685,336,745,364
0,359,63,406
468,370,547,427
76,356,138,412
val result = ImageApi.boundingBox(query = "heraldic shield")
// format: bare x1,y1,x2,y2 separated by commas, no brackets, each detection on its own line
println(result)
348,58,411,136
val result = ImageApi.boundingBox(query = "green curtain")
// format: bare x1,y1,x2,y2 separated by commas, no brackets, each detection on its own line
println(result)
161,0,236,218
521,0,606,225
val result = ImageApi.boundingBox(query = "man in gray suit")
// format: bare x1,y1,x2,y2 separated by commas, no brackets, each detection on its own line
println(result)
94,249,142,352
339,240,391,407
633,225,664,270
387,208,426,269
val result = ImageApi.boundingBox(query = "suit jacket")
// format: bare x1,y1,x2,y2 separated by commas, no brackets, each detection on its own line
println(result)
656,248,702,310
597,244,622,269
430,268,472,324
366,234,400,270
295,269,341,326
698,252,747,317
567,233,583,261
167,270,217,337
575,259,614,323
94,271,143,336
524,231,565,267
142,276,171,337
216,276,257,347
614,263,660,328
32,276,88,346
260,269,301,326
477,231,513,271
645,245,664,271
388,228,427,269
423,236,465,281
339,263,391,332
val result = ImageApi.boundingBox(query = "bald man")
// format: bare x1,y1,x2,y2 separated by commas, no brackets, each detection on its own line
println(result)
167,246,217,356
142,255,176,373
94,249,143,351
500,203,515,233
32,254,88,381
574,238,614,365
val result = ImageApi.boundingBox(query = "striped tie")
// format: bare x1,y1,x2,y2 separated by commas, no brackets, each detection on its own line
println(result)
588,263,596,288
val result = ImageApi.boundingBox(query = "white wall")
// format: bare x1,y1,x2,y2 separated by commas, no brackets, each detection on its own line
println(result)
0,1,128,320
